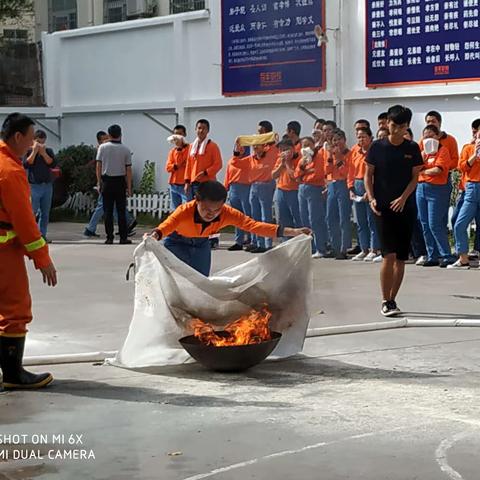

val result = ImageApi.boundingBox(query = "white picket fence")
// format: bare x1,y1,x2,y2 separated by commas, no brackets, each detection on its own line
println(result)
61,191,171,218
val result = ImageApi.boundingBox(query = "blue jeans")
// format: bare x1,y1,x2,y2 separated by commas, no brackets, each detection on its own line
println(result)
169,184,187,210
30,183,53,238
276,188,301,239
416,182,452,261
326,180,352,253
249,181,275,249
86,194,134,234
452,191,480,251
352,179,379,251
298,184,327,254
186,182,202,201
228,183,251,245
164,233,211,276
454,182,480,254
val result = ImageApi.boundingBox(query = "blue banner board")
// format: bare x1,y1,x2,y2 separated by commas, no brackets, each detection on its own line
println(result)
366,0,480,87
221,0,325,96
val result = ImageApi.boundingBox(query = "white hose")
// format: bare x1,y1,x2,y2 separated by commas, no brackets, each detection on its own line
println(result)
22,318,480,366
23,351,117,366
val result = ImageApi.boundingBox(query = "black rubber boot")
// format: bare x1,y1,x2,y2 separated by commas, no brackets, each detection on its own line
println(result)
0,336,53,389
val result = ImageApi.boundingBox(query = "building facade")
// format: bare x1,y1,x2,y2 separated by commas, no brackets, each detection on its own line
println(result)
1,1,479,192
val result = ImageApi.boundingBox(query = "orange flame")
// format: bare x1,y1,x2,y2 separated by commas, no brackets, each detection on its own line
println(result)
191,307,272,347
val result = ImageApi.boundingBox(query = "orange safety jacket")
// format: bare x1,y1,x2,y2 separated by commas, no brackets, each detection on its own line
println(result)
0,141,51,269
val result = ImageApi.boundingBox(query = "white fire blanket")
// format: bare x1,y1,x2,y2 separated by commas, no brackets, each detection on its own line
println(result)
109,235,312,368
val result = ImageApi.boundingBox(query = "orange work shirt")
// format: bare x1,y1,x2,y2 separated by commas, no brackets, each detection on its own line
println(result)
224,155,251,189
274,154,300,191
0,141,51,269
185,139,222,183
418,145,451,185
347,148,368,189
420,133,458,170
249,146,278,183
325,149,351,182
459,143,480,183
156,200,279,239
294,150,325,186
350,143,361,156
458,144,475,190
165,145,189,185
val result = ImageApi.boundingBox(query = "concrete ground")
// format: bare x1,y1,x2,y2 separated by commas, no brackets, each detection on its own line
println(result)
1,222,479,480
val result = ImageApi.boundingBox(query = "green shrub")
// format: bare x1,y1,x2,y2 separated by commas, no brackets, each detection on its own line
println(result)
56,144,97,195
136,160,156,195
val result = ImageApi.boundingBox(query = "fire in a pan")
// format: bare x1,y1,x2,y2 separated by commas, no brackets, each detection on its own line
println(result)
178,306,282,372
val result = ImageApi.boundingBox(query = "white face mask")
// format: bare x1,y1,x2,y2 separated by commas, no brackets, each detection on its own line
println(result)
301,147,314,158
423,138,439,155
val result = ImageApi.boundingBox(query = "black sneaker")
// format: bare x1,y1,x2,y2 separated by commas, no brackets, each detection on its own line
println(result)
250,247,267,253
323,251,336,258
227,243,243,251
83,228,99,238
439,257,457,268
347,245,361,255
245,244,257,252
335,252,348,260
423,260,440,267
381,300,401,317
119,239,132,245
105,238,114,245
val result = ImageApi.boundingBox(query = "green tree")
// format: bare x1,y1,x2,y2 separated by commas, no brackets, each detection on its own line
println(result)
0,1,33,23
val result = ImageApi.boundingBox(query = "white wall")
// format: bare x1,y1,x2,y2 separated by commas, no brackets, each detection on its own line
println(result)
2,0,480,191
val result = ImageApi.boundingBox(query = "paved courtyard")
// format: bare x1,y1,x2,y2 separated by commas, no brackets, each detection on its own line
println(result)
1,223,479,480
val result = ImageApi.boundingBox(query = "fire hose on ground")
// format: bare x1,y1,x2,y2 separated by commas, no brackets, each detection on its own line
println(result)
23,318,480,366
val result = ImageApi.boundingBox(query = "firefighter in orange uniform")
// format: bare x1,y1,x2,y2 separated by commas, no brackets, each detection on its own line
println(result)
0,113,57,390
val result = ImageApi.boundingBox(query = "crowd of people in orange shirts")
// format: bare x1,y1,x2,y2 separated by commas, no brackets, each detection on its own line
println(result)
165,111,480,270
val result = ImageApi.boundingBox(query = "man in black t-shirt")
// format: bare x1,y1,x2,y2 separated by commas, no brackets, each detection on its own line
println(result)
365,105,424,317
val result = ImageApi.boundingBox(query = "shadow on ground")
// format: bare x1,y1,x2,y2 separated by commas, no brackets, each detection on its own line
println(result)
109,356,442,390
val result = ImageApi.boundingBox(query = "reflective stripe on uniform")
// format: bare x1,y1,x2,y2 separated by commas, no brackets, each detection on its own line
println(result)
0,230,17,243
24,237,46,252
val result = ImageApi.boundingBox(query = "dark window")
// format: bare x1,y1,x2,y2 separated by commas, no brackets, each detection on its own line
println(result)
48,0,77,32
104,0,127,23
2,29,29,44
170,0,206,14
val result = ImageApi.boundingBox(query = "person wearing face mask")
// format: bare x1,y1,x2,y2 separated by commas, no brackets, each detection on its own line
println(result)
416,125,454,268
325,128,353,260
148,181,310,276
272,139,302,239
449,130,480,270
295,137,328,258
348,127,381,262
401,128,428,265
166,125,189,210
